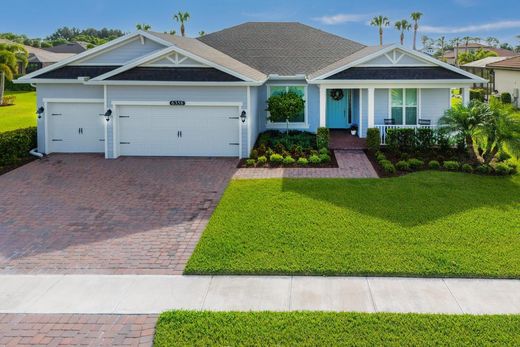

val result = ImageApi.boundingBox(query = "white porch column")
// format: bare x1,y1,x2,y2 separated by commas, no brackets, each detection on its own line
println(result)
319,85,326,127
368,87,375,128
462,87,470,106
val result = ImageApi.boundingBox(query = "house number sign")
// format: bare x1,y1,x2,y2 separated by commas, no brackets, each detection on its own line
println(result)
169,100,186,106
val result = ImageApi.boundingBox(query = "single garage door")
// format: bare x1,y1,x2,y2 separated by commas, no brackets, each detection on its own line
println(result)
118,105,240,157
47,102,105,153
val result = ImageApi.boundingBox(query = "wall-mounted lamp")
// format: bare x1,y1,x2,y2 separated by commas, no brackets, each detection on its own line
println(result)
104,109,113,122
240,110,247,123
36,106,44,119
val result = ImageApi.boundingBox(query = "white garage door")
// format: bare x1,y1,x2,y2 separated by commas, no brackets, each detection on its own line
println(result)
117,105,240,157
47,102,105,153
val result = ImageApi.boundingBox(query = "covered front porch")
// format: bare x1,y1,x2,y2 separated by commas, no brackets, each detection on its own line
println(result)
318,85,472,144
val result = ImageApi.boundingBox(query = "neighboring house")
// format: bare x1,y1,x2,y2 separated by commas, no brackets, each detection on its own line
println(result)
486,56,520,107
44,42,88,54
0,38,74,74
443,43,517,65
462,56,509,96
15,22,485,159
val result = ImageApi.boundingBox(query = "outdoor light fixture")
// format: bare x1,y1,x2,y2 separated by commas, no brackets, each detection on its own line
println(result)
240,110,247,123
104,109,113,122
36,106,44,119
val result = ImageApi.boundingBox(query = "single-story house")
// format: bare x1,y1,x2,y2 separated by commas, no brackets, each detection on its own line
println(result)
486,56,520,107
462,56,509,95
16,22,486,159
442,42,517,65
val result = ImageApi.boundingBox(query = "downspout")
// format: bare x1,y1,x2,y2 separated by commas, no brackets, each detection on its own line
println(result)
29,148,44,158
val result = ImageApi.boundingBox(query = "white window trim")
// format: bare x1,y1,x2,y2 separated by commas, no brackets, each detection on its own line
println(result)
266,84,309,129
388,88,422,125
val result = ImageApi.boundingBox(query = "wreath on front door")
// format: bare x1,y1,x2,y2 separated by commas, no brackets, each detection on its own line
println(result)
330,89,344,101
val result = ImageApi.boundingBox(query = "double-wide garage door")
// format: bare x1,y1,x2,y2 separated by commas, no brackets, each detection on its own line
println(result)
117,105,240,157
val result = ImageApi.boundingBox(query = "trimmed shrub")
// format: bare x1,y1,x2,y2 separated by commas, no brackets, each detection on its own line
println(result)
1,95,16,106
416,128,434,152
274,143,285,154
386,128,416,154
283,156,296,166
436,130,452,153
476,164,491,174
443,161,460,171
462,164,473,173
381,162,396,174
316,127,329,150
428,160,441,170
269,153,283,164
5,75,35,92
366,128,380,152
245,159,256,167
500,92,512,104
308,155,321,165
395,160,411,171
297,157,308,166
249,149,258,160
257,156,267,166
407,158,424,170
376,153,386,162
0,127,37,166
319,153,331,163
470,88,485,102
319,147,329,155
494,162,511,175
379,159,392,167
505,160,518,174
266,148,274,158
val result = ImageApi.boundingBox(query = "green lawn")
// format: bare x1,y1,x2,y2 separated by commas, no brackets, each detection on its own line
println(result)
185,171,520,278
154,311,520,346
0,91,36,133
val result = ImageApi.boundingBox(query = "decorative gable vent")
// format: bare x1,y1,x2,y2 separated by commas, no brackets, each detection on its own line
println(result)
359,49,434,67
143,53,207,67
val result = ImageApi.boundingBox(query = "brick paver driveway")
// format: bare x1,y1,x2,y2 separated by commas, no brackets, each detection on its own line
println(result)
0,154,237,275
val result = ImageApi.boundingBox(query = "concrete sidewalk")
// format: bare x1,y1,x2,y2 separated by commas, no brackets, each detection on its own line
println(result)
1,275,519,315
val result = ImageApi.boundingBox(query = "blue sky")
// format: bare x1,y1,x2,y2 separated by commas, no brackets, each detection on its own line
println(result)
3,0,520,46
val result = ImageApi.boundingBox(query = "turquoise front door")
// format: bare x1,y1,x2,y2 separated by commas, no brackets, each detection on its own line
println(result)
326,89,350,129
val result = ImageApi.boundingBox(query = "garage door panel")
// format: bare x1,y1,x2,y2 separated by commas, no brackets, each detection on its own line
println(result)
48,103,105,153
118,105,239,157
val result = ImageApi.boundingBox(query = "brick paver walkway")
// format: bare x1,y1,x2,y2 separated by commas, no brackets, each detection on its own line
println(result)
233,150,378,179
0,154,237,275
0,314,157,346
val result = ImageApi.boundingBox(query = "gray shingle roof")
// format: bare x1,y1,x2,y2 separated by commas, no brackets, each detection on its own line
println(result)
198,22,366,76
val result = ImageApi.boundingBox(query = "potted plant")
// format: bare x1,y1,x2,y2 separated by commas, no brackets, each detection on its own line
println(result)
350,124,358,136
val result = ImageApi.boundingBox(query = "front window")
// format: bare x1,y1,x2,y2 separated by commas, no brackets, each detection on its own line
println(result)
391,88,417,125
268,85,306,124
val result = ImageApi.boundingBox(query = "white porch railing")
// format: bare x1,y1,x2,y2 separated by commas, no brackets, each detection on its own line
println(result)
375,125,437,145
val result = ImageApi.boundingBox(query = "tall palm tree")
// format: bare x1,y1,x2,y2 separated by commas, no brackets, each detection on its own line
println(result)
450,37,461,66
395,20,411,45
173,11,190,37
136,24,152,31
410,12,423,50
462,36,472,52
0,42,28,102
437,36,446,60
370,16,390,46
485,36,499,48
439,100,491,162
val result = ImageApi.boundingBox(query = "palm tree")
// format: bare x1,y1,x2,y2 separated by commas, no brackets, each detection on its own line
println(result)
485,36,499,48
395,20,411,45
136,24,152,31
0,42,28,103
370,16,390,46
421,35,433,50
477,99,520,163
462,36,472,52
410,12,423,50
173,11,190,37
437,36,446,60
439,100,491,162
450,37,461,66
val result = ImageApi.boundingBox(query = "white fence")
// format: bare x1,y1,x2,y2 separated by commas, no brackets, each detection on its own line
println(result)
374,125,438,145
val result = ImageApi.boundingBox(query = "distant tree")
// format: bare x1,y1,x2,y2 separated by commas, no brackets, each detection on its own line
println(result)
485,37,500,48
462,36,472,52
173,11,190,37
458,48,498,65
500,42,514,51
136,24,152,31
450,37,461,66
437,36,446,60
471,37,481,44
198,31,206,37
421,35,433,49
370,15,390,46
395,19,411,45
410,12,423,50
0,42,28,102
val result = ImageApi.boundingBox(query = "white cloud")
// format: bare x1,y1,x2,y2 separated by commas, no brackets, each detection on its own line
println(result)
314,13,369,25
422,20,520,34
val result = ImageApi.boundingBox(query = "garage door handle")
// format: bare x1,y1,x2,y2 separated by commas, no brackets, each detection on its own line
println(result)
229,143,239,146
120,142,131,145
119,116,130,118
229,117,239,119
51,113,62,116
52,139,63,142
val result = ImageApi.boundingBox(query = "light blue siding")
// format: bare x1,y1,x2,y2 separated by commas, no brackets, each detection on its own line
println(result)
351,89,360,127
248,86,259,154
76,37,165,65
361,89,368,137
374,89,389,125
420,88,451,125
36,84,104,153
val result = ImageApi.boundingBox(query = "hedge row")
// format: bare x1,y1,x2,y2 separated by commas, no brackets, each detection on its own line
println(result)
5,75,36,92
0,127,37,166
